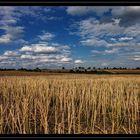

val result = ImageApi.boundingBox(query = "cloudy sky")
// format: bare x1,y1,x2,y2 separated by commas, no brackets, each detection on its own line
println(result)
0,6,140,69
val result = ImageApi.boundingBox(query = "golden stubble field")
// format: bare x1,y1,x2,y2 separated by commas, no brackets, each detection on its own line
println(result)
0,74,140,134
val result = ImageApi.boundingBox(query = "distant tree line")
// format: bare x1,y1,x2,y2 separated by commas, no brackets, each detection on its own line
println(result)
0,66,140,72
68,67,140,71
0,67,41,72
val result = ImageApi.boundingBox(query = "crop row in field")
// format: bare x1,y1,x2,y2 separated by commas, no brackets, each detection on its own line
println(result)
0,75,140,134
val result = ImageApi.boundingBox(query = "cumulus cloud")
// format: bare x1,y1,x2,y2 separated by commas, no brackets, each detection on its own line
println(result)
129,55,140,61
20,44,59,53
0,5,74,69
66,6,110,16
74,59,84,64
0,6,51,23
38,32,55,41
131,58,140,61
0,6,52,45
0,40,72,68
66,6,140,67
4,51,19,57
76,18,124,40
67,6,140,27
111,6,140,27
0,7,24,44
0,26,25,44
118,37,133,41
92,48,118,55
61,57,72,62
19,42,71,62
0,56,8,61
111,36,134,43
81,38,108,47
104,48,118,54
0,34,11,44
0,7,19,26
72,17,140,49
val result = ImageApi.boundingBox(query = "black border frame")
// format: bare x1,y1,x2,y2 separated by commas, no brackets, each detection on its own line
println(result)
0,0,140,5
0,0,140,139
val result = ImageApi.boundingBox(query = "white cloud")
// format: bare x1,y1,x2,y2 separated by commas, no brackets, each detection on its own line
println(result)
0,6,52,45
20,44,58,53
0,6,51,22
110,38,116,41
67,6,90,16
67,7,140,67
0,40,72,68
4,51,19,57
112,6,140,16
129,55,140,61
0,34,11,44
104,48,118,54
111,36,133,42
71,17,140,50
0,56,8,61
111,6,140,26
66,6,110,16
107,42,140,48
91,50,101,54
61,57,72,62
0,6,18,26
119,37,133,41
101,62,109,67
124,24,140,36
81,38,108,47
76,18,124,40
74,59,84,64
0,24,24,45
130,57,140,61
67,6,140,27
92,48,118,55
38,32,55,41
0,7,23,44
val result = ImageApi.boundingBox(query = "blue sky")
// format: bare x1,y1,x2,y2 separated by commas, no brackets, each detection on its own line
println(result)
0,6,140,69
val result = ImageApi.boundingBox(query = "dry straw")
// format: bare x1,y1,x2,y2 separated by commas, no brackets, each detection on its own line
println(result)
0,75,140,134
